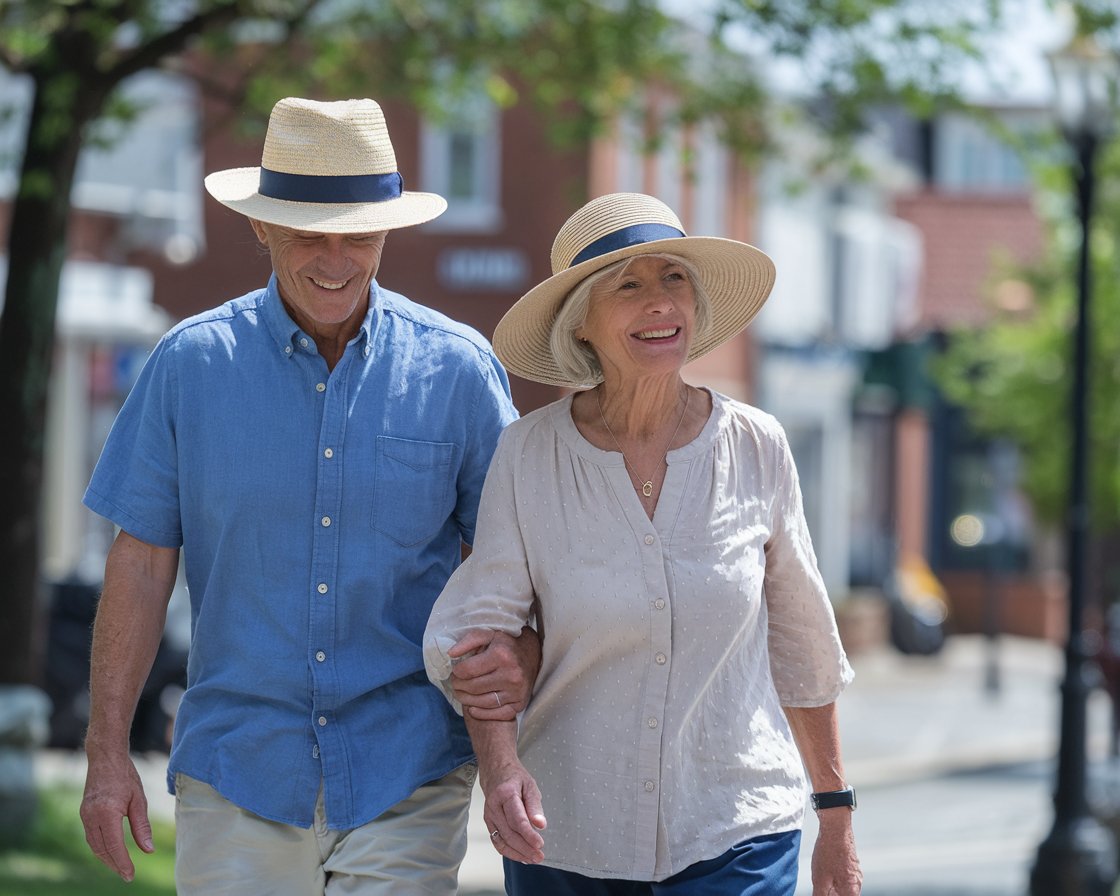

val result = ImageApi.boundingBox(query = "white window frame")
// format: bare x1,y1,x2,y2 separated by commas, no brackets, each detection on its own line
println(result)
419,95,502,232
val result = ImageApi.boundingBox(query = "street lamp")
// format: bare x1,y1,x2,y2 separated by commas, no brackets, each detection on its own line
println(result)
1031,30,1120,896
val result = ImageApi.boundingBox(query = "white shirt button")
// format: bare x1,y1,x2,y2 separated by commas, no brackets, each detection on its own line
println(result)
324,448,334,459
315,651,326,662
316,382,326,393
644,534,655,545
647,717,658,729
300,337,309,348
317,583,328,594
654,599,666,610
644,781,655,792
318,716,327,727
321,516,331,527
284,346,292,355
655,653,667,665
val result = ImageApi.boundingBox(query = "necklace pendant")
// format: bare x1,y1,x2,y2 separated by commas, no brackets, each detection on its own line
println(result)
642,481,653,497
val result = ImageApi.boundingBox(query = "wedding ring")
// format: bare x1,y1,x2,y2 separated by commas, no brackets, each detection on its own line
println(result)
490,829,501,840
493,691,502,708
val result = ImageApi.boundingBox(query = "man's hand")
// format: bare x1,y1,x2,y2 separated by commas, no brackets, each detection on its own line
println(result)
449,626,541,720
80,750,155,882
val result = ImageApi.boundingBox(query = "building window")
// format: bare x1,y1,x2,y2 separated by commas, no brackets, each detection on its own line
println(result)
930,402,1030,573
420,94,501,232
690,123,727,236
934,112,1042,193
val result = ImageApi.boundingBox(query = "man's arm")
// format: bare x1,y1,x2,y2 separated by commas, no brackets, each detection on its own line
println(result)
80,530,179,882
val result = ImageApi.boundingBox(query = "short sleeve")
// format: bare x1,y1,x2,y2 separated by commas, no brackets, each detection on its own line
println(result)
82,335,183,548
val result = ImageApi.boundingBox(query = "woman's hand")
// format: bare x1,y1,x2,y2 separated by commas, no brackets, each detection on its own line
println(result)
464,710,547,864
480,755,548,865
448,626,541,720
811,810,862,895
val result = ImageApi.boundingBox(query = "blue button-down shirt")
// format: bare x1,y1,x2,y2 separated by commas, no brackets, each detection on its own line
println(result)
84,276,518,829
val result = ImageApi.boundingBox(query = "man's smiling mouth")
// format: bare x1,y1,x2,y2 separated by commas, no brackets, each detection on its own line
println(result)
312,278,347,290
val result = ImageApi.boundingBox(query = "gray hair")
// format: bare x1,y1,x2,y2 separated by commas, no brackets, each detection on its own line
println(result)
548,253,712,386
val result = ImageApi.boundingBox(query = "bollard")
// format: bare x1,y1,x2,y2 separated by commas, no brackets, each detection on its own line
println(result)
0,685,52,847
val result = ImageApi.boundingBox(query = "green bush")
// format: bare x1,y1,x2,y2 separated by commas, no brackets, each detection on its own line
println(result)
0,785,175,895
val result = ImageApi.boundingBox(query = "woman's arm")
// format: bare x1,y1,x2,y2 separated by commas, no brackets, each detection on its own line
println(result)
784,703,863,896
465,715,547,864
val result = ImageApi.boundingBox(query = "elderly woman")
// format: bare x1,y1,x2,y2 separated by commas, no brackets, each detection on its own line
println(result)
425,193,861,895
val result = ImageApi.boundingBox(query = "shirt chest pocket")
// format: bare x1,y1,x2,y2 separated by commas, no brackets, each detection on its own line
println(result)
372,436,456,546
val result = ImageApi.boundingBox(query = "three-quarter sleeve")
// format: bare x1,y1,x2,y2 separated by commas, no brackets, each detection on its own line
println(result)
423,426,538,712
762,424,853,707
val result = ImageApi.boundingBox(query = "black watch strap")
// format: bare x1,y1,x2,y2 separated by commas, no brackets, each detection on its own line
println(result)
810,786,857,811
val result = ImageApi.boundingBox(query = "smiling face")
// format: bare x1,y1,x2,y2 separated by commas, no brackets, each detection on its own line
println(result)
251,220,388,339
575,255,697,384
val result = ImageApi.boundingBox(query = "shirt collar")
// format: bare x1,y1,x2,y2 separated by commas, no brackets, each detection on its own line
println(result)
260,273,378,359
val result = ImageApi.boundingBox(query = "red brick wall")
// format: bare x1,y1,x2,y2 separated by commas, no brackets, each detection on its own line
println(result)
941,569,1067,643
895,191,1045,330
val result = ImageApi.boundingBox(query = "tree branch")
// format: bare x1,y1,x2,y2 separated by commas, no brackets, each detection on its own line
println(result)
0,44,20,71
103,2,241,82
104,0,319,84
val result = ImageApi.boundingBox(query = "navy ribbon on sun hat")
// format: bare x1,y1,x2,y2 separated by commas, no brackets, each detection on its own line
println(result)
258,168,404,204
569,222,686,268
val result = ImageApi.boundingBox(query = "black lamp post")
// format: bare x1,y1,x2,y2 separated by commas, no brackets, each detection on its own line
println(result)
1030,31,1120,896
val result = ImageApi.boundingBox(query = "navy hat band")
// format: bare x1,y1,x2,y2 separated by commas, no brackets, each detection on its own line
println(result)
259,168,403,204
569,222,686,268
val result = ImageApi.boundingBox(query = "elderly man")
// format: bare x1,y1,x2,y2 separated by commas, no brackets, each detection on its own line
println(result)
79,97,535,895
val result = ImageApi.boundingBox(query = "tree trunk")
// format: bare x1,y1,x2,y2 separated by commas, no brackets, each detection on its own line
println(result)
0,77,102,686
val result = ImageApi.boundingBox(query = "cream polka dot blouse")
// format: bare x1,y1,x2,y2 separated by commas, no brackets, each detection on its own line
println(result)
424,389,853,881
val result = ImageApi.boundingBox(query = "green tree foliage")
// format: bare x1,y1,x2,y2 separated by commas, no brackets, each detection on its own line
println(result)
0,0,1010,685
935,139,1120,533
934,2,1120,539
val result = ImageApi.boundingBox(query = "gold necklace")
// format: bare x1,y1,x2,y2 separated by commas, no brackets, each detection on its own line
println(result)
596,387,689,498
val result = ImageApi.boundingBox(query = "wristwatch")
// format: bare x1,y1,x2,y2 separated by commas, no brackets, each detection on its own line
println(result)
810,786,857,811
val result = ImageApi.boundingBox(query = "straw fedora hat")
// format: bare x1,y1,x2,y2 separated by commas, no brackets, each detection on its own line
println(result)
493,192,776,387
204,97,446,233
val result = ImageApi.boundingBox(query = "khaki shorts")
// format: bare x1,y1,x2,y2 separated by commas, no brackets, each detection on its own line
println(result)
174,764,476,895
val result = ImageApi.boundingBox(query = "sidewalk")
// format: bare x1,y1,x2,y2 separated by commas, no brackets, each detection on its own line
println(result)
34,634,1107,895
840,632,1088,786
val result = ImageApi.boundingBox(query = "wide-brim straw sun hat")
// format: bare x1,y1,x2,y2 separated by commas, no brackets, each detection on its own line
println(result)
204,97,446,233
493,192,776,387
